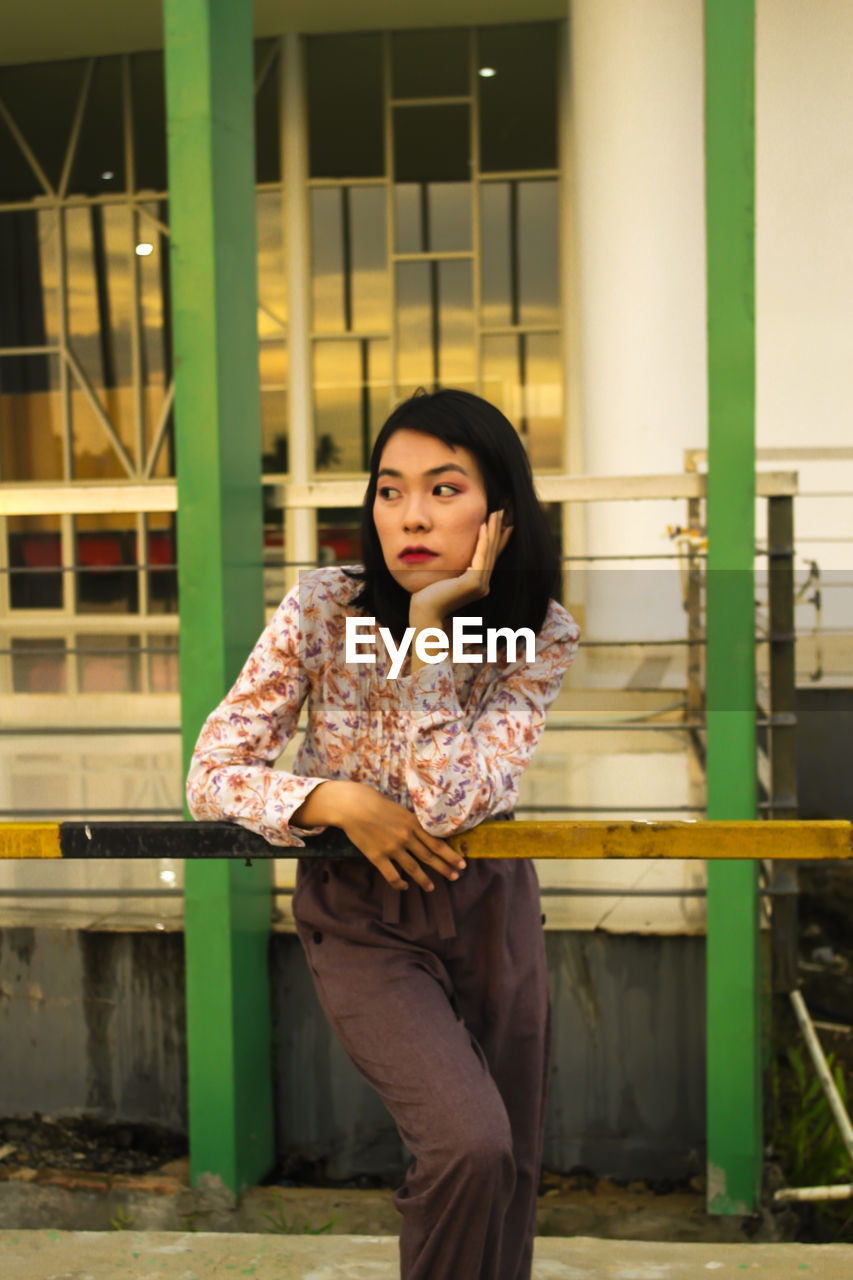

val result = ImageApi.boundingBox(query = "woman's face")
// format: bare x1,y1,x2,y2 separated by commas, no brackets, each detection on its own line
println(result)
372,428,490,594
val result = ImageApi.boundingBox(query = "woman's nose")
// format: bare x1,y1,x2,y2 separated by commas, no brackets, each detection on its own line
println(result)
402,495,431,530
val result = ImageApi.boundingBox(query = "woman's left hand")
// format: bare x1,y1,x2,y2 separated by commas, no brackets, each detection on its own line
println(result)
409,509,513,627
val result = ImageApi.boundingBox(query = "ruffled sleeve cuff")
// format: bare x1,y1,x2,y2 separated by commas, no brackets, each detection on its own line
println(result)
259,774,330,847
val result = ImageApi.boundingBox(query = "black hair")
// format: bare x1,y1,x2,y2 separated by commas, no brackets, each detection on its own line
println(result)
344,388,561,643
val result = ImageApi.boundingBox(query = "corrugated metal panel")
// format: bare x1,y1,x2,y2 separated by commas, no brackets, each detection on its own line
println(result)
0,928,705,1182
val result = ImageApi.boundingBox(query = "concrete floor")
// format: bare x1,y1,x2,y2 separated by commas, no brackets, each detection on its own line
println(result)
2,1231,853,1279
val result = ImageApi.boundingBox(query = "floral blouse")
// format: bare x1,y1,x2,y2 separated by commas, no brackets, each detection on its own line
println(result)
186,566,581,847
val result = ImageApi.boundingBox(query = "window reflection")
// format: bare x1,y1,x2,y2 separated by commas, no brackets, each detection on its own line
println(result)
0,353,63,481
396,260,473,395
7,515,63,610
73,515,138,613
145,514,178,615
0,209,59,350
78,635,142,693
11,636,66,692
395,182,471,253
313,338,389,471
481,179,559,327
257,189,287,335
137,202,172,474
64,204,136,476
259,340,288,468
482,331,562,469
311,186,388,333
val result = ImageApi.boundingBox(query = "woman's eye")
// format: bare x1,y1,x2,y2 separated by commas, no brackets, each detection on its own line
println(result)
434,484,459,496
378,486,400,500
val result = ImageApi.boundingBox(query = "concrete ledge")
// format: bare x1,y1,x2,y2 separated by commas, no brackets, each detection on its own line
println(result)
2,1230,853,1279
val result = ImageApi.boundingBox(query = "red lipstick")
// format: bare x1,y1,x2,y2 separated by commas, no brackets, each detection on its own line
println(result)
399,545,438,563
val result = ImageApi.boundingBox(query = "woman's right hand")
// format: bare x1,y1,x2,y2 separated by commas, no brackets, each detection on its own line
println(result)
292,780,466,892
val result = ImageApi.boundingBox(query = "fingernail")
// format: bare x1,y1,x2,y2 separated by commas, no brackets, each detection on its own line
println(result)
449,872,459,881
457,860,466,869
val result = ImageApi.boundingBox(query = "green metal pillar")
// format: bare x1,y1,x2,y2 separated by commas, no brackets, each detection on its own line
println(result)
164,0,275,1195
704,0,761,1213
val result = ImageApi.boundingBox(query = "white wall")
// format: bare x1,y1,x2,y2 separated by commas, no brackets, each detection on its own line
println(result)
569,0,707,641
569,0,853,640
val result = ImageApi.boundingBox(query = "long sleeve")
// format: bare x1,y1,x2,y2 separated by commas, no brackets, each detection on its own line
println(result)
185,585,329,847
395,608,580,836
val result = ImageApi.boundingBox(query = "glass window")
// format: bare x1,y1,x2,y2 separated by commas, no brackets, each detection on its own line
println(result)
306,34,384,178
311,186,388,333
259,339,288,467
313,337,389,471
482,331,562,469
481,179,559,327
0,59,89,196
148,630,179,688
0,352,63,482
478,25,558,172
73,516,138,613
7,517,63,610
391,29,470,99
137,202,171,473
145,515,178,615
318,507,362,565
396,260,474,395
130,53,167,192
0,210,58,348
67,56,125,195
11,636,66,691
78,635,142,694
64,205,136,476
518,181,560,325
395,182,471,253
254,40,280,184
394,104,469,183
257,188,286,335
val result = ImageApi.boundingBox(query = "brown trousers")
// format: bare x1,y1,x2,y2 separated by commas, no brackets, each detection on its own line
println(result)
292,854,550,1280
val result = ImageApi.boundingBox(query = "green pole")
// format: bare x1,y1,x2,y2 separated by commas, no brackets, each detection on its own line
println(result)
164,0,275,1195
704,0,760,1213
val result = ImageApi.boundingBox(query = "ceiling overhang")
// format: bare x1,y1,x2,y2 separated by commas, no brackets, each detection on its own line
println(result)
2,0,566,66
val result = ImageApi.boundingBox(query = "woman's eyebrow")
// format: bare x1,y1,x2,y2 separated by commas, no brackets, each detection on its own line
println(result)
377,464,470,479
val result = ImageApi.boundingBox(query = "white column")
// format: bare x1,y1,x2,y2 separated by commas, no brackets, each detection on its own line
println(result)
283,32,316,589
568,0,707,640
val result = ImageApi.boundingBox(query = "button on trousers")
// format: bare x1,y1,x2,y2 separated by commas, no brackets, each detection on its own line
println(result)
293,855,550,1280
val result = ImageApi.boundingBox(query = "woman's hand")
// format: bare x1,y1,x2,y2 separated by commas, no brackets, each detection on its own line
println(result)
292,780,465,891
408,508,513,629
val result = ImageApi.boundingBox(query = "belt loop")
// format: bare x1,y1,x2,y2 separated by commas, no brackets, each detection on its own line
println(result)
381,877,402,926
429,877,457,940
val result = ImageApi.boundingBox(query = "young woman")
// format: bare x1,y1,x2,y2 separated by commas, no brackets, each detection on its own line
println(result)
187,388,581,1280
